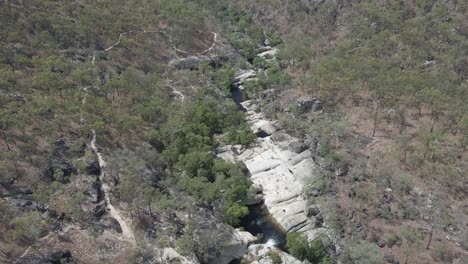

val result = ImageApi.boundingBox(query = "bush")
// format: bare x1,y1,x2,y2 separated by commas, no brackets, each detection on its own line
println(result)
340,239,384,264
286,232,325,263
224,203,248,226
267,251,282,264
225,128,256,145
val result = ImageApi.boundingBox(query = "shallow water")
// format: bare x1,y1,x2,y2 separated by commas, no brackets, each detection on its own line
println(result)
240,203,287,251
231,87,246,111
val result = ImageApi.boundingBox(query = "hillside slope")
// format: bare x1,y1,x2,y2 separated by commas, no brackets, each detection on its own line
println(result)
0,0,467,264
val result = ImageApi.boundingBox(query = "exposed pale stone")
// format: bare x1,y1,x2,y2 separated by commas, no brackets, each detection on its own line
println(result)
213,229,257,264
160,248,199,264
257,48,278,59
245,244,303,264
218,100,327,241
259,123,280,135
234,70,257,86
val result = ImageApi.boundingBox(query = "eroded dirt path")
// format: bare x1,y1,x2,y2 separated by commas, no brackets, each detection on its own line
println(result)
198,32,218,55
79,84,136,245
167,80,185,102
90,130,137,245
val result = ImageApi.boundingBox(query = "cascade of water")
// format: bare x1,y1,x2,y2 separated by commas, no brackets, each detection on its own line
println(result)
265,238,278,248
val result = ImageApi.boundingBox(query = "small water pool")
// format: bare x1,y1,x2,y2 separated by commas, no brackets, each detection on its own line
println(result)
231,87,246,111
240,203,287,251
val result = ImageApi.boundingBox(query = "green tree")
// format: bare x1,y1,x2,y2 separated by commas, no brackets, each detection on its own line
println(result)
267,251,282,264
286,232,325,262
68,191,87,220
224,203,248,226
0,108,16,151
401,227,422,264
340,239,384,264
32,182,53,209
8,212,48,257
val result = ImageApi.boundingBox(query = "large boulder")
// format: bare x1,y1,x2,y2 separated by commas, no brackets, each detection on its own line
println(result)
297,97,323,112
189,209,257,264
288,141,307,153
48,157,75,182
92,202,106,217
335,163,349,176
149,138,165,153
85,181,101,203
46,139,85,182
84,156,100,176
208,229,256,264
141,168,164,186
245,184,263,205
234,70,256,86
159,248,199,264
270,131,289,143
91,217,122,234
257,47,278,60
259,123,280,135
245,244,302,264
384,251,400,264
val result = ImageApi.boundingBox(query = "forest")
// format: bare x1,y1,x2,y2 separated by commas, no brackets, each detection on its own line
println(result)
0,0,467,264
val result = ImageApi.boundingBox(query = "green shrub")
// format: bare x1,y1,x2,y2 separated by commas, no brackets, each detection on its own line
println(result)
286,232,326,262
267,251,282,264
225,128,256,145
387,234,401,248
340,239,384,264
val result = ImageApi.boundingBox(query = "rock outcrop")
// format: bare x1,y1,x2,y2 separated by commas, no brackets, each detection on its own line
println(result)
234,69,257,88
297,97,323,112
210,228,257,264
257,47,278,60
17,250,74,264
190,208,257,264
218,99,329,241
169,55,211,70
158,248,199,264
244,244,302,264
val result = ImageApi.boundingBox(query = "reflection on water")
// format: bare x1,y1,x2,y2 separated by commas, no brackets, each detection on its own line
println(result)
231,87,246,111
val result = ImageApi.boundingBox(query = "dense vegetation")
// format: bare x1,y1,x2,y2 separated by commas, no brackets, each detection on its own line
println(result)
286,232,329,263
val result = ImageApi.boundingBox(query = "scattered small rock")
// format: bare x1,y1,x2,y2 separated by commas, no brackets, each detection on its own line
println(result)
335,163,349,176
93,203,106,218
307,206,320,217
232,144,246,155
384,252,394,263
315,213,324,227
307,187,320,197
270,131,289,142
377,239,387,248
348,187,357,198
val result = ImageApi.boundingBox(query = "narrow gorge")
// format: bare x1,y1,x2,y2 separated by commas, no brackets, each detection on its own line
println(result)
216,44,335,263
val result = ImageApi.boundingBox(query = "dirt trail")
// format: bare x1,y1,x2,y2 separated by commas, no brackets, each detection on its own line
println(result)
75,28,219,246
90,130,137,245
103,29,190,54
167,81,185,102
198,32,218,55
79,85,136,245
168,31,218,66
